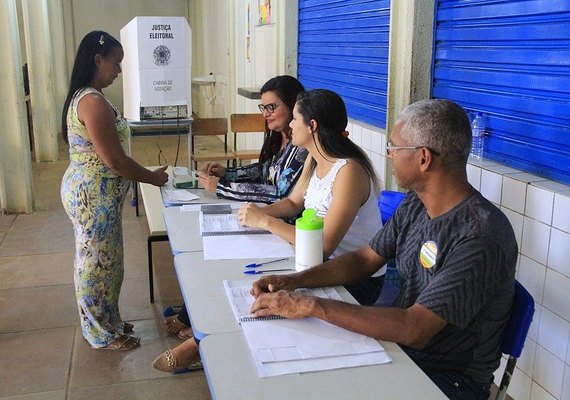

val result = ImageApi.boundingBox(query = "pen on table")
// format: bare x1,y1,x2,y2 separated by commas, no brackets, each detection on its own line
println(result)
243,268,294,275
244,257,289,268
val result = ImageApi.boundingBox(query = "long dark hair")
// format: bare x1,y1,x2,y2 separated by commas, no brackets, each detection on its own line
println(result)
61,31,121,142
296,89,379,191
257,75,305,172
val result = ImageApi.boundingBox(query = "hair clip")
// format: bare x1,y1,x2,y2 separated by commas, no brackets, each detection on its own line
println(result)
99,35,105,45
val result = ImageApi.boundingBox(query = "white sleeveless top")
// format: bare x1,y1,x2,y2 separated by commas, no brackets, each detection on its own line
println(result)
304,159,385,276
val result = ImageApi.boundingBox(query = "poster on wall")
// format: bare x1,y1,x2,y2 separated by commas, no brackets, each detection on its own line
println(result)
257,0,272,25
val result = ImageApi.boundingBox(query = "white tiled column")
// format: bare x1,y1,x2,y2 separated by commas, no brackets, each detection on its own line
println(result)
0,0,34,213
22,0,59,162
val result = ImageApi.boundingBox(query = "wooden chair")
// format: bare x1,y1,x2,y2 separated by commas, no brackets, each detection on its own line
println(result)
230,113,266,165
190,117,236,170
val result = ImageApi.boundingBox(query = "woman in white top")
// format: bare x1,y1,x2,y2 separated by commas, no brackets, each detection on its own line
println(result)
238,89,385,305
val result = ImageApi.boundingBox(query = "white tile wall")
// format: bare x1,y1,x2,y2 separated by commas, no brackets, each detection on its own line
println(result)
509,368,533,400
562,366,570,400
503,175,528,213
517,255,546,305
353,121,570,400
534,345,564,398
466,164,482,190
481,169,503,204
549,228,570,277
538,308,570,360
532,383,558,400
553,193,570,233
503,207,525,251
526,185,554,225
543,269,570,321
522,217,551,265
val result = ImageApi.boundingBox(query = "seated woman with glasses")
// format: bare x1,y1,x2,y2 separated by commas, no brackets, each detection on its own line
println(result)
238,89,385,304
199,75,308,204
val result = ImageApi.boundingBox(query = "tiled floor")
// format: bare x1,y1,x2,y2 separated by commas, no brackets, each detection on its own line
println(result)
0,134,215,399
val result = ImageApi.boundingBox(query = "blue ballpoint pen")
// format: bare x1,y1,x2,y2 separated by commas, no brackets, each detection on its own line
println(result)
244,257,289,268
244,268,294,275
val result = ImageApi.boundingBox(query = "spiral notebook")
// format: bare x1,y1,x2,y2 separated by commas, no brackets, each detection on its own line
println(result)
223,279,286,323
223,280,392,377
199,212,269,236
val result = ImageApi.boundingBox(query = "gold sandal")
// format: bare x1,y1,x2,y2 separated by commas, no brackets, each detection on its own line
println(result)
152,349,203,373
97,335,140,351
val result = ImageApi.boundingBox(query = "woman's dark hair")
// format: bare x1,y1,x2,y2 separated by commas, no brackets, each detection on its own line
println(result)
296,89,379,191
61,31,122,142
257,75,305,172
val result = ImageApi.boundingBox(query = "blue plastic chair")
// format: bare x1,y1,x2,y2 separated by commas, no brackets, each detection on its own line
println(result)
495,280,535,400
378,190,406,225
374,190,406,305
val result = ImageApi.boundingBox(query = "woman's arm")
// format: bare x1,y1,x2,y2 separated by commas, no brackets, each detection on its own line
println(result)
320,160,370,259
78,93,168,186
237,167,307,243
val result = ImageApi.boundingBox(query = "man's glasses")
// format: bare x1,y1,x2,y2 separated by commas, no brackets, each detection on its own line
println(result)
258,101,283,114
386,141,440,156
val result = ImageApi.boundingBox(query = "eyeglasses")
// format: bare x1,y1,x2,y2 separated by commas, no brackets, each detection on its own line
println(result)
258,101,283,114
386,141,440,156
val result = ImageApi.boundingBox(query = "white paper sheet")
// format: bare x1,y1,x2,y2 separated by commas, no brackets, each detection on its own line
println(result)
163,189,200,202
203,234,295,260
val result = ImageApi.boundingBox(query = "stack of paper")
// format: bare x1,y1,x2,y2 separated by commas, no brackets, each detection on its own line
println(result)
223,280,392,377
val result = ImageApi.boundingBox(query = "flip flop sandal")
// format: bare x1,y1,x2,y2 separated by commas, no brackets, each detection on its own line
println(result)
177,327,194,340
98,335,140,351
164,317,190,335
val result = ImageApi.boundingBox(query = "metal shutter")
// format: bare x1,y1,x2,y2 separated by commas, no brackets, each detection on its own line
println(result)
432,0,570,184
298,0,391,128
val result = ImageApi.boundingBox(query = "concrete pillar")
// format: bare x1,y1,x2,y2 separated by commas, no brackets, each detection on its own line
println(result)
384,0,435,190
277,0,298,76
47,0,68,129
22,0,59,162
0,0,34,213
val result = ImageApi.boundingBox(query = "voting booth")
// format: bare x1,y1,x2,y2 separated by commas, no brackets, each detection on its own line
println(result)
121,16,192,121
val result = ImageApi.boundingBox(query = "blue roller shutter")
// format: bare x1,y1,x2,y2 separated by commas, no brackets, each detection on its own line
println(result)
432,0,570,184
298,0,391,128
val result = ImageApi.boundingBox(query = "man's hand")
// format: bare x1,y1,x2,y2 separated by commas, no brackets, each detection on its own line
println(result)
250,274,296,297
250,290,316,319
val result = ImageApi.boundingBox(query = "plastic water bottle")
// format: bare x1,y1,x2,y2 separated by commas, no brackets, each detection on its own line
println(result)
295,208,323,272
470,112,485,160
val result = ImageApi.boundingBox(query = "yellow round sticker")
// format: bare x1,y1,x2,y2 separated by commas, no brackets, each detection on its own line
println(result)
420,241,438,269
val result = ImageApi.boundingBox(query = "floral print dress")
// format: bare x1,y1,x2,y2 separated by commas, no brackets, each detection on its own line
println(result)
60,87,131,348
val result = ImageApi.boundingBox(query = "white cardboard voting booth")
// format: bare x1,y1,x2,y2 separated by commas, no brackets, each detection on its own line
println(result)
121,17,192,121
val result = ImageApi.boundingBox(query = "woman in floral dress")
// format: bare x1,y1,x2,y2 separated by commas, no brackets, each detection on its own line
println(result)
61,31,168,350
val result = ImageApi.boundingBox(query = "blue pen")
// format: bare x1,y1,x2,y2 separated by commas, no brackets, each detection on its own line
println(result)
244,257,289,268
244,268,294,275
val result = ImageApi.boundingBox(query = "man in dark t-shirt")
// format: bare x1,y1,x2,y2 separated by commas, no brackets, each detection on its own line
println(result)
249,99,517,400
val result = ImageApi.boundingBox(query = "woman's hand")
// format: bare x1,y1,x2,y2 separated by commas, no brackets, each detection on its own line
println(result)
150,166,169,187
237,203,271,229
198,172,219,193
201,162,226,177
